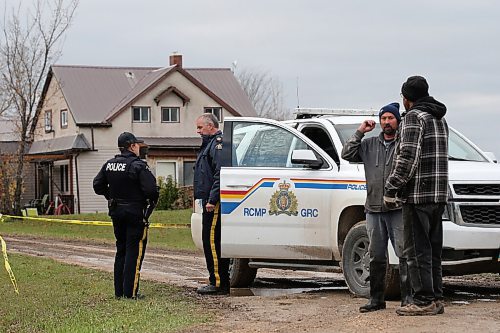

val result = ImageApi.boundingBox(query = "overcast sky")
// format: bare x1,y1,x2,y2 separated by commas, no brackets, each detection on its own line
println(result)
15,1,500,156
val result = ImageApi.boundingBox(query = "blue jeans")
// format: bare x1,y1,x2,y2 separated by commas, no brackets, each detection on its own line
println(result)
366,210,404,262
402,203,445,306
366,210,411,304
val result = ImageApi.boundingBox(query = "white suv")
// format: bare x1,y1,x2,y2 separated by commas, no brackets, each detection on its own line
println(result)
191,110,500,297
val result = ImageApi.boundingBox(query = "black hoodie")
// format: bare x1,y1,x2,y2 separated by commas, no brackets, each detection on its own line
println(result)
385,96,449,204
406,96,447,119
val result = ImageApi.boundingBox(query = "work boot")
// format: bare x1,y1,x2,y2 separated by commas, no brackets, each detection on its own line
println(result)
196,284,230,295
359,300,386,313
360,262,386,313
396,302,439,316
122,293,145,300
435,300,445,314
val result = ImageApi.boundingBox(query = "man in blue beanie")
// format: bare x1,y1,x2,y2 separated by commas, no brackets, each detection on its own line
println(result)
342,102,412,313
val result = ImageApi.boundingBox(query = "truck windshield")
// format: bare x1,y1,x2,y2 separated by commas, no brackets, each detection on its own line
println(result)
334,124,488,162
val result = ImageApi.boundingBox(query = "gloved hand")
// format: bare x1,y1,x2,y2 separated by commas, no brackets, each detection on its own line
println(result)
383,195,402,210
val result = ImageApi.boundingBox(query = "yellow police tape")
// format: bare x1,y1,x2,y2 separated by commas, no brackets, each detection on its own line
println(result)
0,214,20,294
2,215,190,229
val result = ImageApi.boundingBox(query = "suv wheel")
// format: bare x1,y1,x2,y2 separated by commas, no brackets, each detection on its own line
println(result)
229,258,257,287
341,221,401,299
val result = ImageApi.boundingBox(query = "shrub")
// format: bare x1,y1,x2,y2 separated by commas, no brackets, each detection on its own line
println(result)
173,186,194,210
156,176,179,210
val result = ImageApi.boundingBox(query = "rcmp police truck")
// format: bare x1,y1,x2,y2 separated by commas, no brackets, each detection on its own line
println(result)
191,109,500,297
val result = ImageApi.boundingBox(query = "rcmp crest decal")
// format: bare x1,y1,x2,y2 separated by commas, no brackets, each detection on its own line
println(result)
269,180,298,216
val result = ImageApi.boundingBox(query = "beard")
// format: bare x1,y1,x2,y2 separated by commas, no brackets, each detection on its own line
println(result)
383,126,397,136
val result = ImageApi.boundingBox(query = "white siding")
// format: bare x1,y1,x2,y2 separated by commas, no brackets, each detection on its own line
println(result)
74,149,117,213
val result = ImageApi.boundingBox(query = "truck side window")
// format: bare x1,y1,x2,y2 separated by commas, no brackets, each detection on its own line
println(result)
301,126,339,165
232,122,309,168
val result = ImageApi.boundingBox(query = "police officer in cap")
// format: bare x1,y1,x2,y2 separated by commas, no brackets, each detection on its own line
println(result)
93,132,159,299
194,113,230,295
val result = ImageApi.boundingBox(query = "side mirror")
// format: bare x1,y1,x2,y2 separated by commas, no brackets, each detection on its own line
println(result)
291,149,323,169
483,152,498,163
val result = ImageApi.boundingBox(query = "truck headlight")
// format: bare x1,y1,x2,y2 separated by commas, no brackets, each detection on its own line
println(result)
442,204,451,221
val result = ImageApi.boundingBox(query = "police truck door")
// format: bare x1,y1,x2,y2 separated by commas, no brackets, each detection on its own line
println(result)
220,118,335,260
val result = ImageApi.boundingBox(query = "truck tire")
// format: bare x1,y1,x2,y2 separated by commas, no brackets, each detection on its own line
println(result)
229,258,257,287
341,221,401,299
342,222,371,298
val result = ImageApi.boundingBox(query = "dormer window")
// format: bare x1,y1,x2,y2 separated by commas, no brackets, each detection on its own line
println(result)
132,106,150,122
161,107,180,123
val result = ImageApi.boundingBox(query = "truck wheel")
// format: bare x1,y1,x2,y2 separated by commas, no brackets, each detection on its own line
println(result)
229,258,257,287
341,222,402,299
342,222,370,297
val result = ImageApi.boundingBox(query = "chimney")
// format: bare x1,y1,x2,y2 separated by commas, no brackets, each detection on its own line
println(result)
169,54,183,67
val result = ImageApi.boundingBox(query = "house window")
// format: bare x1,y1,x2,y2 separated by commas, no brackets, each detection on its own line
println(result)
60,109,68,128
44,110,52,132
156,161,176,184
204,107,223,122
161,107,180,123
132,106,150,122
183,161,195,186
60,164,69,192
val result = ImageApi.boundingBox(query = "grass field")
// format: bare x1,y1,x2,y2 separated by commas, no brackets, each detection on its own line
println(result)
0,209,197,251
0,254,211,332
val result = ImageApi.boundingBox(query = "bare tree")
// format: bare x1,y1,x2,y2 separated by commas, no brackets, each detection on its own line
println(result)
0,0,78,215
236,67,291,120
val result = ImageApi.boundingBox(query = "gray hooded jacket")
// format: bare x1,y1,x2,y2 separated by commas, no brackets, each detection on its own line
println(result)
341,130,397,212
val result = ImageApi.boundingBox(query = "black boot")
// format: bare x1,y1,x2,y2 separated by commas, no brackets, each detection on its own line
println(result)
359,262,387,313
399,257,413,306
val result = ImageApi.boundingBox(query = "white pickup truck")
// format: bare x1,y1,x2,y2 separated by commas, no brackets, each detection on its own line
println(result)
191,109,500,297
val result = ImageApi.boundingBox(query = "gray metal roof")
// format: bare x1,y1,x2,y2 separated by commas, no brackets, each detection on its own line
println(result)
52,65,156,124
50,64,257,125
105,66,175,121
0,115,21,141
187,68,257,117
28,134,92,155
0,141,22,154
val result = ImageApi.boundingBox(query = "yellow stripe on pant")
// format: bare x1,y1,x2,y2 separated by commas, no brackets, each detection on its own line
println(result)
132,227,148,297
210,203,221,287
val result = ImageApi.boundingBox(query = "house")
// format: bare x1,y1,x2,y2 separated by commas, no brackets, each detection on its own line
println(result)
0,115,35,211
28,54,257,213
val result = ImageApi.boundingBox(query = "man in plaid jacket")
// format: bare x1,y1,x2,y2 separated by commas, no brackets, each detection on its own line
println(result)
384,76,448,316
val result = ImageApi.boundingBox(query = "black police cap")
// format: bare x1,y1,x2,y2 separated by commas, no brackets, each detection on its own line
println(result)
118,132,144,148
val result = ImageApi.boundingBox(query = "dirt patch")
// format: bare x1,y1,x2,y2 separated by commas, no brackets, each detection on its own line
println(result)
5,235,500,332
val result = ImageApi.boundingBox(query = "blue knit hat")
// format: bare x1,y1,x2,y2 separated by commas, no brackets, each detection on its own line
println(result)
379,102,401,123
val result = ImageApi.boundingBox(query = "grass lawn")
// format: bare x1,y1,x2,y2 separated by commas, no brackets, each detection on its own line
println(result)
0,254,211,332
0,209,197,251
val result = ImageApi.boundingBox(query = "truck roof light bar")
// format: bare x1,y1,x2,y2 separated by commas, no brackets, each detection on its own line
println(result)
294,108,377,119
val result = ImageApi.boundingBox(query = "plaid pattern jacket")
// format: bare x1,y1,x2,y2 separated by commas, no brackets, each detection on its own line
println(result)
385,99,449,204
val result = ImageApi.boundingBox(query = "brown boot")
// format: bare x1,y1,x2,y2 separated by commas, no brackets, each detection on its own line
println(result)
396,302,439,316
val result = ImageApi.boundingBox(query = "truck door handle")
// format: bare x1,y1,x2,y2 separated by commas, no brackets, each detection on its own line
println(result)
226,184,253,188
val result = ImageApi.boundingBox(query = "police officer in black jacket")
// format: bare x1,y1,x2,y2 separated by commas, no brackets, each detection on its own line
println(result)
194,113,230,295
93,132,159,299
